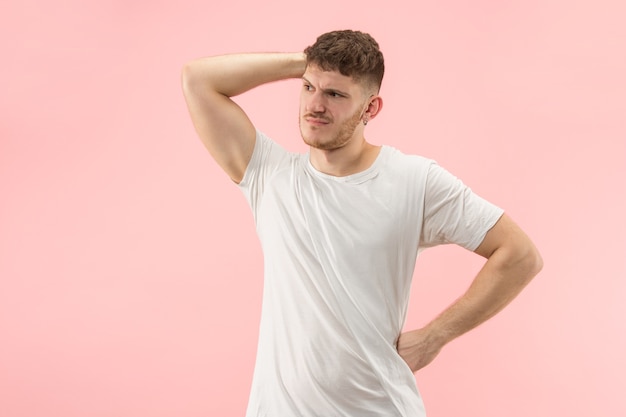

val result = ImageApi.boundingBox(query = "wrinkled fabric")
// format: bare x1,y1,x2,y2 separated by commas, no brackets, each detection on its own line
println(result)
238,131,503,417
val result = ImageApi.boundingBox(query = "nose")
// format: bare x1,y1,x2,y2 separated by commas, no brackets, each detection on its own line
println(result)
305,91,326,114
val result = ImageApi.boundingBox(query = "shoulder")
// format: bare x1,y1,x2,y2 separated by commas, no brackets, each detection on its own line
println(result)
250,131,300,167
239,130,303,187
382,146,461,188
380,145,436,177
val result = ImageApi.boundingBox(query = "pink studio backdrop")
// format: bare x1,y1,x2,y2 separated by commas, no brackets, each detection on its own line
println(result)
1,1,624,416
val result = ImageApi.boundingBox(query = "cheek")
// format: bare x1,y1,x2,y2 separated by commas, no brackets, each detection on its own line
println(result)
299,96,307,113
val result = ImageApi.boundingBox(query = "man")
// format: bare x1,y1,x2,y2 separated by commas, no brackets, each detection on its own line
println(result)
182,30,542,416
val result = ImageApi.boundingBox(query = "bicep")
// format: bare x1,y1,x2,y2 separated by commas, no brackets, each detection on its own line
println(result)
182,71,256,184
473,213,537,261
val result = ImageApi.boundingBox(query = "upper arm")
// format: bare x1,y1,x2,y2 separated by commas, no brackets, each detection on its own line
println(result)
474,214,543,273
420,161,505,250
181,64,256,184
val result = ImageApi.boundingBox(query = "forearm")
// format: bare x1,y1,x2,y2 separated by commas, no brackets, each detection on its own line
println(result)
397,239,542,372
182,52,306,98
425,242,543,346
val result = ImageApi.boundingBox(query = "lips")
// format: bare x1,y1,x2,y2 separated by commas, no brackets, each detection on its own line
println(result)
304,115,331,126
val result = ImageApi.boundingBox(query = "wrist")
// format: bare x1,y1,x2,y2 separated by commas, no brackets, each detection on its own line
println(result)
284,52,307,78
422,321,454,348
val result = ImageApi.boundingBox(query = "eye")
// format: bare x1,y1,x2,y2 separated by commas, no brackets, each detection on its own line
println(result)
328,91,344,98
303,84,313,92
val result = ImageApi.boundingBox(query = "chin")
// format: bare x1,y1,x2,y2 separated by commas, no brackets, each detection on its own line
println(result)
301,126,348,150
301,130,322,147
305,137,349,151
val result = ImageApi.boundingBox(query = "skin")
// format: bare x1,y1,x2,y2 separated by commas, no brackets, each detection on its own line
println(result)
298,64,382,176
181,51,543,373
397,213,543,371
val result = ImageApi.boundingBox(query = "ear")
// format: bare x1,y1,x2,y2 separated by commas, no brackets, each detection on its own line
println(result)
364,95,383,122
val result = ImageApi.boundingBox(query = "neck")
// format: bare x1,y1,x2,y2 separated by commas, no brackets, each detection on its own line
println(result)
309,137,381,177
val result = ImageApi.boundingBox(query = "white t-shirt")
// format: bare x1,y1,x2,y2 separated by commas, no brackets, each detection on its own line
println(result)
238,131,504,417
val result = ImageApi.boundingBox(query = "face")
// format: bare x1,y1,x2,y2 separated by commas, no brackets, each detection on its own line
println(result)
299,65,371,151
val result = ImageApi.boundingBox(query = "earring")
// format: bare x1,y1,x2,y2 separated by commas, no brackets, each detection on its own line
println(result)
364,120,368,126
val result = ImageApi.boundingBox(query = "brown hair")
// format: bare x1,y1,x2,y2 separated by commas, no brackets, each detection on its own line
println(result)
304,30,385,93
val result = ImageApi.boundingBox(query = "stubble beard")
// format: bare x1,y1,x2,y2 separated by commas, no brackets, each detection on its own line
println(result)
300,107,363,151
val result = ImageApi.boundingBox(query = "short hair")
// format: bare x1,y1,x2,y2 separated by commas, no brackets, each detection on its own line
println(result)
304,30,385,93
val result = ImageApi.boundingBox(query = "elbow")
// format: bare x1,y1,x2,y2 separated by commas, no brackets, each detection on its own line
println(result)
496,239,543,286
181,61,199,93
181,59,211,96
531,248,543,276
181,59,222,100
519,243,544,283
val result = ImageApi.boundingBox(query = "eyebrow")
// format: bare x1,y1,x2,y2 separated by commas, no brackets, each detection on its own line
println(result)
302,76,351,97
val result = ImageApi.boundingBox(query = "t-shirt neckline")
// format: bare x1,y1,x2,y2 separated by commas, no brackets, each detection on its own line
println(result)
305,146,389,184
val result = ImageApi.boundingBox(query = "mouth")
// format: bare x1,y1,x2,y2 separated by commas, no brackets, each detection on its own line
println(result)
303,115,331,126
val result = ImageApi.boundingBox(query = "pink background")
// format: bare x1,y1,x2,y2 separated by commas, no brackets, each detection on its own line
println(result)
1,1,625,416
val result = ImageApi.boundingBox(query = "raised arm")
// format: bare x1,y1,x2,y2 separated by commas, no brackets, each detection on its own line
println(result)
397,214,543,372
181,52,306,183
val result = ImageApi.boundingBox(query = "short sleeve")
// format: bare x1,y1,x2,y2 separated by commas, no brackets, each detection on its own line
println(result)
238,131,292,222
420,162,504,251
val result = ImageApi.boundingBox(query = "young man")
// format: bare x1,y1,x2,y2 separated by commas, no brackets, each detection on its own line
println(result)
182,30,542,416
